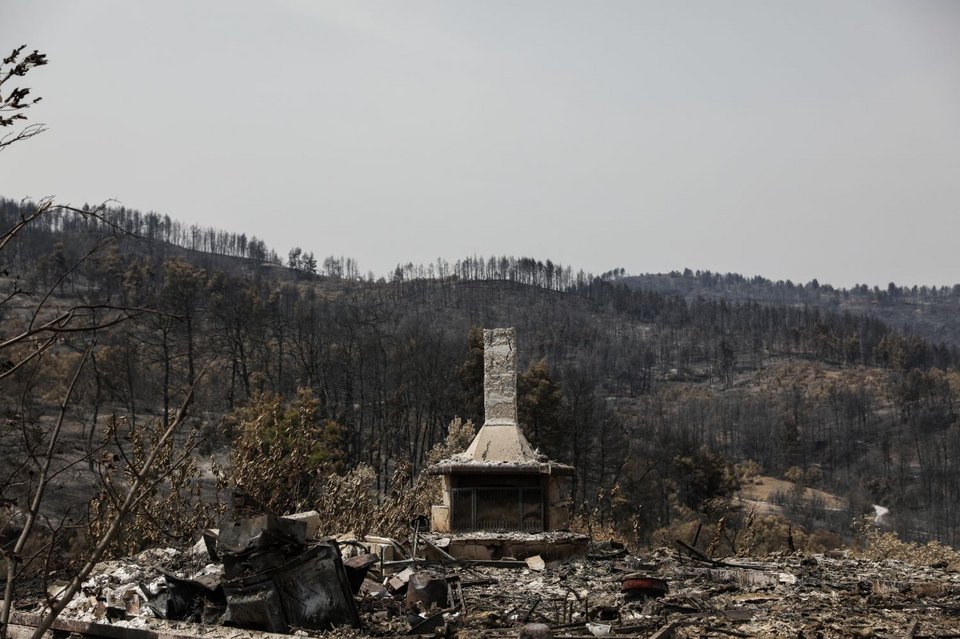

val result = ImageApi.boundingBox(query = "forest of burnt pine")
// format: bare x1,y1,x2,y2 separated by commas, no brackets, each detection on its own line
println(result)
3,196,960,558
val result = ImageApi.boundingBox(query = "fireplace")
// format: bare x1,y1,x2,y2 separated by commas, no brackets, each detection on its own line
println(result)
426,328,574,534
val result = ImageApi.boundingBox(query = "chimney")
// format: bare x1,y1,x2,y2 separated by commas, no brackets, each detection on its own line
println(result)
483,327,518,426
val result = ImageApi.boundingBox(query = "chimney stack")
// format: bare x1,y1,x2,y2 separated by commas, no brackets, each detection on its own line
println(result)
483,328,518,426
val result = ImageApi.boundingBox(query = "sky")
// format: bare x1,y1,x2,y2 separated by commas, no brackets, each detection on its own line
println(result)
1,1,959,287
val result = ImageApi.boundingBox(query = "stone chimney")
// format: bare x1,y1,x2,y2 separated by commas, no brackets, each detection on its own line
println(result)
482,327,518,427
460,327,537,463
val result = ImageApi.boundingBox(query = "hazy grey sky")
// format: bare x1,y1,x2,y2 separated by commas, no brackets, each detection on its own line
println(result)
1,1,958,287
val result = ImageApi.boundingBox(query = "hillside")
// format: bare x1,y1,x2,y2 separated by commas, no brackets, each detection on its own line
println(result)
3,198,960,554
624,271,960,348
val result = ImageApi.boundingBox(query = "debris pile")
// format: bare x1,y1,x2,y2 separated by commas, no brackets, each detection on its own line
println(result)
19,523,960,639
216,514,359,632
31,513,359,635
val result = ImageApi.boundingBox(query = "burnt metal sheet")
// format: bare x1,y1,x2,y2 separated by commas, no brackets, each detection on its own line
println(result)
222,578,286,633
343,553,380,594
405,572,449,611
152,571,226,624
218,515,306,556
222,546,296,580
621,575,669,600
223,542,359,633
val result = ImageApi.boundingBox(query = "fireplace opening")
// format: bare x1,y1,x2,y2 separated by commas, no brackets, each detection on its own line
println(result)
451,486,544,533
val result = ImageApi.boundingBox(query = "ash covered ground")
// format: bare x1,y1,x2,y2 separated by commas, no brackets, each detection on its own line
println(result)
22,535,960,639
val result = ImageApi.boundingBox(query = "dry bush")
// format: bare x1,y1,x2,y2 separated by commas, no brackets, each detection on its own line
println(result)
650,513,742,558
569,514,641,552
804,466,825,488
735,459,763,484
312,465,380,538
309,460,435,540
734,512,802,556
784,466,805,484
651,518,709,552
89,415,225,558
220,414,475,541
570,484,643,552
731,512,841,556
805,527,844,553
426,417,475,465
651,501,845,558
309,418,476,540
227,389,345,516
672,447,740,510
647,494,743,557
852,517,960,566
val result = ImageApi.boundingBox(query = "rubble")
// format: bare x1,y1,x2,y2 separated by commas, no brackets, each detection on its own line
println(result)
526,555,546,572
344,553,381,594
19,524,960,639
387,567,415,595
421,530,590,563
405,571,450,611
22,515,360,636
15,327,960,636
217,515,359,632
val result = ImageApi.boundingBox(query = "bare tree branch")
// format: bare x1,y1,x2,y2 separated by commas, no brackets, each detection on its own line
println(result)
14,365,207,639
0,46,48,154
26,236,116,334
0,124,45,152
1,346,89,634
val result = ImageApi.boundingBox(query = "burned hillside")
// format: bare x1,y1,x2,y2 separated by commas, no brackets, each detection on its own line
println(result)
4,197,960,551
5,200,960,639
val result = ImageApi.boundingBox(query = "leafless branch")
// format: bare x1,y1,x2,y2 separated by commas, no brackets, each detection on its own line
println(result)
0,305,155,359
0,335,59,382
0,124,46,152
14,365,208,639
1,346,89,634
26,236,116,333
42,440,110,487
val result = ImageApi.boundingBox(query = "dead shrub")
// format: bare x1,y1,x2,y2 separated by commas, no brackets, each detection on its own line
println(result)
89,415,225,558
852,517,960,566
735,460,763,483
307,418,476,540
805,527,844,553
227,389,345,516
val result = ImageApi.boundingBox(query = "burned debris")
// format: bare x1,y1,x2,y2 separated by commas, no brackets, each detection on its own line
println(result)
19,514,362,635
216,515,359,633
20,530,960,639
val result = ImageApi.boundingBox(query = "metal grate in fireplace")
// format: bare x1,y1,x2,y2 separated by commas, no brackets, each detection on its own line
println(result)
451,487,543,533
